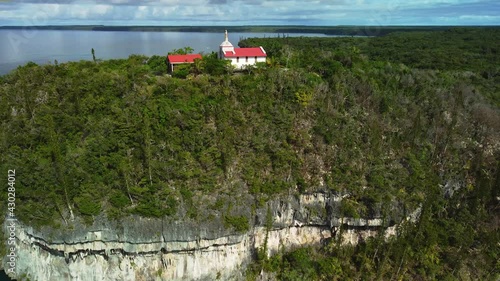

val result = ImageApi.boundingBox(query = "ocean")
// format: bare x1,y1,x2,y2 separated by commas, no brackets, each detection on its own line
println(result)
0,29,331,75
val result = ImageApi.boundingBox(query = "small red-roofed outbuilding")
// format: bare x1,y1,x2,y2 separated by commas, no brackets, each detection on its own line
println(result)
166,54,202,72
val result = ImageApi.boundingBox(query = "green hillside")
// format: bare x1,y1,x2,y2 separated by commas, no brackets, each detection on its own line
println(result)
1,28,499,280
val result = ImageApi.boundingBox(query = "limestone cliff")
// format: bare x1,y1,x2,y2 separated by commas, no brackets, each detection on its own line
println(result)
3,193,409,281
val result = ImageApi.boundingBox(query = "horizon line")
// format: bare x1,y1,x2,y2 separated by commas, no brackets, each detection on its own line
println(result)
1,24,499,27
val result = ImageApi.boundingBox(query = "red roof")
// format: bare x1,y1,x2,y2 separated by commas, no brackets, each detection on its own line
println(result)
167,54,202,64
223,47,267,58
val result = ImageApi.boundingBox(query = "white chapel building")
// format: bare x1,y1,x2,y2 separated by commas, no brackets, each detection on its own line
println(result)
219,30,267,69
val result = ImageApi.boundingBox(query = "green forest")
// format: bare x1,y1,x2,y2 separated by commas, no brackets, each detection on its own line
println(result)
1,27,499,280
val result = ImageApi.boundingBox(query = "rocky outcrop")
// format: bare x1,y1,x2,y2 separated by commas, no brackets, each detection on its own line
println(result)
3,192,408,281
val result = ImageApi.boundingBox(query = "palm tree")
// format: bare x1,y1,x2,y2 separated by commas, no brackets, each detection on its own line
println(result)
192,58,204,75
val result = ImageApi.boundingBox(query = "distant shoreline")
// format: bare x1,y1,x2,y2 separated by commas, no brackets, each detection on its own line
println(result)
1,25,497,36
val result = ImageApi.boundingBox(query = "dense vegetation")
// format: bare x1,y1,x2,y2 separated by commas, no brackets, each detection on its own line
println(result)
240,27,500,106
1,28,499,279
241,27,500,280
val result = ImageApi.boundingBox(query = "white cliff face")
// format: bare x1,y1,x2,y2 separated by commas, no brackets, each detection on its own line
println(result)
13,229,252,281
255,226,332,257
12,227,331,281
3,193,406,281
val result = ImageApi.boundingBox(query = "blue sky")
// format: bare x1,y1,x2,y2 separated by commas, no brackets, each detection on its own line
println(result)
0,0,499,26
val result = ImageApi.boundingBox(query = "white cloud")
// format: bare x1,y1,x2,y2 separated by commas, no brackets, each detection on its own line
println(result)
0,0,498,25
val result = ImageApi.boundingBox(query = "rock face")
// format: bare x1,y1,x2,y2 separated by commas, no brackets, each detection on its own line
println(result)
3,192,405,281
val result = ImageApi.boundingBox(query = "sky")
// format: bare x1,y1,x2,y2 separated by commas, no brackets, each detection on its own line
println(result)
0,0,499,26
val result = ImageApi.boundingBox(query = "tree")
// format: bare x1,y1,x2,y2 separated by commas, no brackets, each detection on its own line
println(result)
168,46,194,55
202,52,231,76
191,58,204,75
147,55,168,75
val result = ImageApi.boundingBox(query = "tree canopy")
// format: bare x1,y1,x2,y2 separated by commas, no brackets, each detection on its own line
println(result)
0,27,498,280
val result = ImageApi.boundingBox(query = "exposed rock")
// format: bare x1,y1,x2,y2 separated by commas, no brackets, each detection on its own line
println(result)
3,192,408,281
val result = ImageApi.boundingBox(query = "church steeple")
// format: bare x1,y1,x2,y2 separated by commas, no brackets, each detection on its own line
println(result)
219,29,234,59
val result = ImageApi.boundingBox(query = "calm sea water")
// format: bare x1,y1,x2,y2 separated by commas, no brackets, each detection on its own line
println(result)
0,30,331,75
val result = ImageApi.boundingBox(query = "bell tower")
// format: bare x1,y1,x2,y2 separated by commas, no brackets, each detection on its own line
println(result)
219,30,234,59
